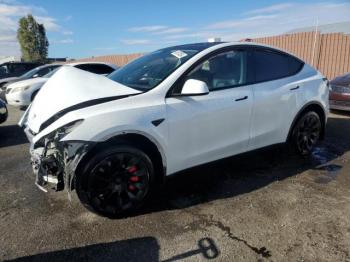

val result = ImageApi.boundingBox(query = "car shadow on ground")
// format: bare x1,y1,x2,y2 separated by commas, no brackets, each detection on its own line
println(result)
134,115,350,215
0,124,28,148
5,237,219,262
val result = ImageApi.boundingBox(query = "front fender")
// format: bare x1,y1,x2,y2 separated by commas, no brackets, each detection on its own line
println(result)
62,124,168,168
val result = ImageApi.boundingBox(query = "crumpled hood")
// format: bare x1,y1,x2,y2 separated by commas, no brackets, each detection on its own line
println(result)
26,66,140,133
6,77,47,90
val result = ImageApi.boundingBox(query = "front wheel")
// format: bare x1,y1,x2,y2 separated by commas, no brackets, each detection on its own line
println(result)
75,145,154,217
291,111,322,155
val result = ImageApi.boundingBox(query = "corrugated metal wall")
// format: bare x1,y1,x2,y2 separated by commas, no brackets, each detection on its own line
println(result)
253,32,350,80
74,32,350,80
70,53,143,67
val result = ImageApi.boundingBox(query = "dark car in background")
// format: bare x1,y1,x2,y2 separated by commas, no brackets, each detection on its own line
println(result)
329,72,350,111
0,62,42,80
0,98,8,124
0,64,61,89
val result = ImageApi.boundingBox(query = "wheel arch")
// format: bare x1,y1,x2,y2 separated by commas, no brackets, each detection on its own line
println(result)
286,101,327,142
74,132,166,188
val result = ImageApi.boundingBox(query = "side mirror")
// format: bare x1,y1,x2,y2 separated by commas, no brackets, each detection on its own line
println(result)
32,74,39,78
181,79,209,96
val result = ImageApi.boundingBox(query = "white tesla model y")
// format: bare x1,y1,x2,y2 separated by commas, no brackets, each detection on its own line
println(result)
20,42,329,217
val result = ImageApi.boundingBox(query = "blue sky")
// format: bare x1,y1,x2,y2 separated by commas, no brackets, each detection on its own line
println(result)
0,0,349,58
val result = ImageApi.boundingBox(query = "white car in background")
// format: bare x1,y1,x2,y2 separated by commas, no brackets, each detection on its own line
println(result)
6,62,118,108
20,42,329,217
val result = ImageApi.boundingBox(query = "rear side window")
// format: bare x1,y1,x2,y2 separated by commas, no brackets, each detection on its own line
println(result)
76,64,115,75
254,49,303,82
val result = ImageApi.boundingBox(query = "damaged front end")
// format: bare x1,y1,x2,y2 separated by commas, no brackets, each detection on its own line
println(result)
24,120,93,193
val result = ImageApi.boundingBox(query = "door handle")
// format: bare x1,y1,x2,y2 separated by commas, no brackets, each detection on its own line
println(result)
235,96,248,101
290,86,300,90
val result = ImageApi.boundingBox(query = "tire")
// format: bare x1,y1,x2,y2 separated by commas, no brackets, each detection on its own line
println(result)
290,111,322,156
75,145,155,217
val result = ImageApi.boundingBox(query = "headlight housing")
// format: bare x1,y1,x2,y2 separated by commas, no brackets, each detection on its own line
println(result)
10,85,31,93
35,119,84,148
56,119,84,140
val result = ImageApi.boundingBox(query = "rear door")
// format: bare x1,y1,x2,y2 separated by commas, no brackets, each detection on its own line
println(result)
249,48,304,150
166,48,254,174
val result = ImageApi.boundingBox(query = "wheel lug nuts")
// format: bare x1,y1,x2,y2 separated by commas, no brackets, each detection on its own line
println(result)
130,176,139,182
127,166,138,173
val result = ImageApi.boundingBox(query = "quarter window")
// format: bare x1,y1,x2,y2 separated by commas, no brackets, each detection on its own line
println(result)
185,50,248,91
254,50,303,82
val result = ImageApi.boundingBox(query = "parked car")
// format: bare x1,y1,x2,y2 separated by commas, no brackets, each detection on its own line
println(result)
6,62,118,108
0,62,42,80
0,64,62,89
0,64,62,102
0,98,8,124
329,72,350,111
19,42,329,217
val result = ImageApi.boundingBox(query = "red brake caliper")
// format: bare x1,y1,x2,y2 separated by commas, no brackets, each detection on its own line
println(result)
127,166,139,191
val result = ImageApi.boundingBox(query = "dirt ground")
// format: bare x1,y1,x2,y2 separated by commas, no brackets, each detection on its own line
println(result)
0,106,349,262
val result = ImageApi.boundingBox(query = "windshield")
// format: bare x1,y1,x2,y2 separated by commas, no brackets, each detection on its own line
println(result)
20,67,40,78
108,48,201,91
43,67,61,78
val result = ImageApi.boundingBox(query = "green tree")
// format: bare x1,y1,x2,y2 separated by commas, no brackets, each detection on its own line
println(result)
17,15,49,62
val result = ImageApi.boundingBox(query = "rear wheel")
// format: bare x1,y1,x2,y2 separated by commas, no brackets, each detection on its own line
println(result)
291,111,322,155
76,145,154,217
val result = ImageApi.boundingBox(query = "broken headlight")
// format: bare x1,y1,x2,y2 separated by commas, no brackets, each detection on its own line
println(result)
35,119,84,148
55,119,84,140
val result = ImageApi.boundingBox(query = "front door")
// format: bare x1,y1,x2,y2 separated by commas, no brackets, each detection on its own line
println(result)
165,49,253,174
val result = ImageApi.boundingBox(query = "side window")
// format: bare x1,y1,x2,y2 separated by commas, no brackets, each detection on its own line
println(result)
0,65,8,76
92,64,115,75
75,64,91,72
24,64,38,71
76,64,115,75
11,64,27,74
254,49,303,82
185,50,248,91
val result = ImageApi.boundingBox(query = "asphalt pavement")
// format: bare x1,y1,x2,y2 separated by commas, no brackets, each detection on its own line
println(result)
1,106,350,261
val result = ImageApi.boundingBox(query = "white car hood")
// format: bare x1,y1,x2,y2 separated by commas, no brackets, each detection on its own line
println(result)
27,66,141,133
7,77,47,89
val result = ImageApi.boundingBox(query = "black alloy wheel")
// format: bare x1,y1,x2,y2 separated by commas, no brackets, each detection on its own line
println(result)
76,146,154,217
292,111,322,155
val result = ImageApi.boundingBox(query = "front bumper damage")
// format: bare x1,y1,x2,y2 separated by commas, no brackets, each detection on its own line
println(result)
24,127,93,193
